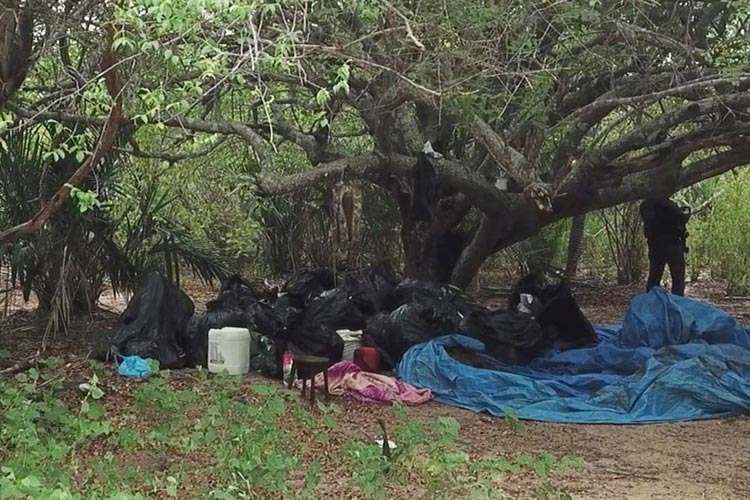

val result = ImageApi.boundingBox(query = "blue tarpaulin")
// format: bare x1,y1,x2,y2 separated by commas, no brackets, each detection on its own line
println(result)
398,288,750,423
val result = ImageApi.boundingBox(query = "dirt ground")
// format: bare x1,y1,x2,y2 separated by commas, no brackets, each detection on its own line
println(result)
2,277,750,499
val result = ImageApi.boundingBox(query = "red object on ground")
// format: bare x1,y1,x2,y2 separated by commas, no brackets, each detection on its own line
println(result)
354,347,380,372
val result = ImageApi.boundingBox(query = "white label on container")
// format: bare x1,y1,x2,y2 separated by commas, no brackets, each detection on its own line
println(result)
209,342,225,364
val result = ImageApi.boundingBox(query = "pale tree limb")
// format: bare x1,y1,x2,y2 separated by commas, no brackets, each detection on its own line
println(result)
7,105,288,169
116,136,228,164
0,356,38,376
255,151,513,214
0,33,124,246
616,22,707,61
378,0,425,51
568,75,750,121
593,92,750,163
470,114,534,187
471,114,553,211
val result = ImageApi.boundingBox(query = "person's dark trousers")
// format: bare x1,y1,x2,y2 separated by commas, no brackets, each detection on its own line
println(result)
646,243,686,296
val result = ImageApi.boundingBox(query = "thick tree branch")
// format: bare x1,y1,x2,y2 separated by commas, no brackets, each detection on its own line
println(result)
616,22,707,62
568,74,750,121
7,104,280,169
0,0,33,109
574,131,750,196
591,92,750,165
588,146,750,211
255,152,513,214
255,154,382,196
693,1,728,49
470,114,535,187
0,35,123,246
471,115,555,211
679,146,750,186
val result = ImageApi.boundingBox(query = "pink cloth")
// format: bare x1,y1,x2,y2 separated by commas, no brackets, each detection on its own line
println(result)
293,361,432,405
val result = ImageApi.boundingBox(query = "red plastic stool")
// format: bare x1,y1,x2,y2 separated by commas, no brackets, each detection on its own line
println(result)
353,347,380,372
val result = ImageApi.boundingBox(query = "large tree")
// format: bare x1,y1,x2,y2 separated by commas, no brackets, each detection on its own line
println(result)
3,0,750,286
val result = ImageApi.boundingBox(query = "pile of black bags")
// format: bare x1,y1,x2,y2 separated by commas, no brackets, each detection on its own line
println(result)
93,267,597,376
91,272,195,369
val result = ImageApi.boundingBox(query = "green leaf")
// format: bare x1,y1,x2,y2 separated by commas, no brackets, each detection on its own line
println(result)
20,475,42,488
112,37,135,51
90,385,105,400
323,414,337,429
304,462,321,491
251,384,275,396
85,401,105,419
316,88,331,107
267,396,286,415
332,80,350,96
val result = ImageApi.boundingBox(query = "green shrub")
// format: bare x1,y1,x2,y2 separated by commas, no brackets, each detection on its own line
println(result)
688,171,750,294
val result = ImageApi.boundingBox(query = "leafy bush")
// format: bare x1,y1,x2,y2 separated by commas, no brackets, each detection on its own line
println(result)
688,171,750,294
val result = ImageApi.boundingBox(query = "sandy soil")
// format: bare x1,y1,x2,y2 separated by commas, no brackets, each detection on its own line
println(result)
2,276,750,499
332,401,750,500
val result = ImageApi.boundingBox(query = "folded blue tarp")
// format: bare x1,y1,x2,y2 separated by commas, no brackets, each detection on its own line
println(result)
398,288,750,423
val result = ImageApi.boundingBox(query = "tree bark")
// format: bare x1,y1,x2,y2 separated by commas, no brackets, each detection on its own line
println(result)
0,0,33,109
565,214,587,278
401,220,440,282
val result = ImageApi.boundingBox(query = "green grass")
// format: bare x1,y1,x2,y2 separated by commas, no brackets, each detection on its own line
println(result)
0,360,583,499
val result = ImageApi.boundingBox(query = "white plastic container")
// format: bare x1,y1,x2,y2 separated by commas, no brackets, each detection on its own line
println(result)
208,327,251,375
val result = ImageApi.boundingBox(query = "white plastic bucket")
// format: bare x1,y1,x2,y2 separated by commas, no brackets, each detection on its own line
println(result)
208,327,251,375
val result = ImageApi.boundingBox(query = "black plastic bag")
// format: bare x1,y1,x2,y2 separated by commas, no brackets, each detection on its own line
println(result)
536,282,598,349
446,346,508,371
302,288,369,332
363,304,445,370
386,278,444,310
508,273,551,310
214,274,259,309
246,301,302,339
508,274,597,350
282,288,364,361
460,309,545,365
280,268,335,308
385,278,482,328
250,336,284,379
287,324,344,362
341,268,398,315
92,272,195,369
447,287,488,318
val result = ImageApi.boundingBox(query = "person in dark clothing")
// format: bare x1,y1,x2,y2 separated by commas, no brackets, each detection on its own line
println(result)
639,197,692,296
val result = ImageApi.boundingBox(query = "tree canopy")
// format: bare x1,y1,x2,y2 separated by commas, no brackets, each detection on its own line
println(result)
2,0,750,286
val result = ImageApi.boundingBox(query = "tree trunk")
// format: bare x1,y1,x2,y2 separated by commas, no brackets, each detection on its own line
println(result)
401,219,441,282
0,1,33,109
565,214,587,278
